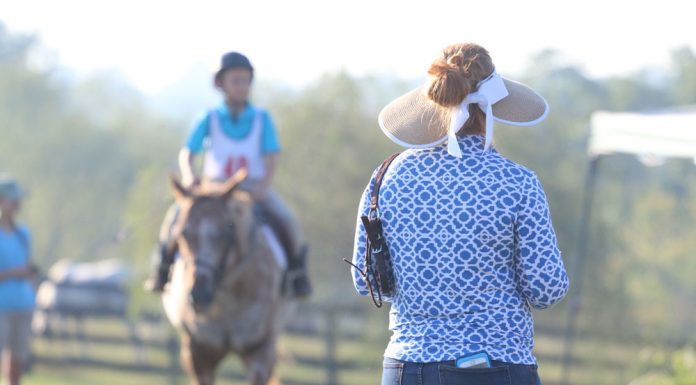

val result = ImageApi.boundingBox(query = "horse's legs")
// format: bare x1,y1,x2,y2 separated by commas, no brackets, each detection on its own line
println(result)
180,333,226,385
240,337,280,385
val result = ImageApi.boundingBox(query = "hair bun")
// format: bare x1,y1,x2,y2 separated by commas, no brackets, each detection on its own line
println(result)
426,58,471,107
425,44,494,109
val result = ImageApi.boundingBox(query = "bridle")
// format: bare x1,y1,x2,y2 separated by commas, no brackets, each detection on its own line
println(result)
172,207,257,296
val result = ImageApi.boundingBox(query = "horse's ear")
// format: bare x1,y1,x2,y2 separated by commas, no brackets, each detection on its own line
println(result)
221,168,248,199
170,175,192,201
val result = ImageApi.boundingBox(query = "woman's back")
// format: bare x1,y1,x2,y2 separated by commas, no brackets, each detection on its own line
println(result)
352,135,568,364
351,42,569,384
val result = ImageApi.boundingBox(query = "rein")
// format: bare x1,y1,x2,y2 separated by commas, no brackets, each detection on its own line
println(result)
175,208,259,294
218,222,258,289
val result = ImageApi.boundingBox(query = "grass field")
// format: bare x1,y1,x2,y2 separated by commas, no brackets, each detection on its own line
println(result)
19,310,671,385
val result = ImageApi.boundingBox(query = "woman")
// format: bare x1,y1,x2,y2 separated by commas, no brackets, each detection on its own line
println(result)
0,176,37,385
351,43,569,385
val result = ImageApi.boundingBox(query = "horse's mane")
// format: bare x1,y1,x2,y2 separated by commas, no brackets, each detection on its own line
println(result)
189,177,252,205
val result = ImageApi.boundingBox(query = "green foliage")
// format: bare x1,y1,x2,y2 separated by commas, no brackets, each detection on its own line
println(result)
630,347,696,385
0,22,180,312
671,48,696,105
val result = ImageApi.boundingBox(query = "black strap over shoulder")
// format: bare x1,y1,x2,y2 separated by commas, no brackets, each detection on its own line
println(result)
370,152,401,211
344,152,401,308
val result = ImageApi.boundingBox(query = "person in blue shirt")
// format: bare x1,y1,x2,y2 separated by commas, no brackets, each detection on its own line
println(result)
146,52,312,299
0,176,37,385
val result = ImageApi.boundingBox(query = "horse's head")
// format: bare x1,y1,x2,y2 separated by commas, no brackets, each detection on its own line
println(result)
169,169,253,313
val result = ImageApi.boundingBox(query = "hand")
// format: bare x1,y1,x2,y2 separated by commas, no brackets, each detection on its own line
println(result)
29,263,40,275
182,174,200,189
0,265,37,282
17,265,38,279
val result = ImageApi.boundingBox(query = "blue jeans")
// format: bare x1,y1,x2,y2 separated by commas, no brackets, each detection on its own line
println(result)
381,357,542,385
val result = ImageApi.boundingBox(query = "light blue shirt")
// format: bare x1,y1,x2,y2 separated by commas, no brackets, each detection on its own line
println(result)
0,225,36,312
351,135,569,365
185,103,281,155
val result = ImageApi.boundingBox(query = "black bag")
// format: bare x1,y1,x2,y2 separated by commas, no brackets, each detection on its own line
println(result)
345,153,400,308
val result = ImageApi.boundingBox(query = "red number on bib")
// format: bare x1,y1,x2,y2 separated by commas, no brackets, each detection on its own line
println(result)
225,157,235,178
224,156,250,178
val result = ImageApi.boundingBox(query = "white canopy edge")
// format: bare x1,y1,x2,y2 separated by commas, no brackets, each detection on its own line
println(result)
589,109,696,161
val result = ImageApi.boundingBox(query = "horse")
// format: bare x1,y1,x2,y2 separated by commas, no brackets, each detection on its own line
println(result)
162,170,291,385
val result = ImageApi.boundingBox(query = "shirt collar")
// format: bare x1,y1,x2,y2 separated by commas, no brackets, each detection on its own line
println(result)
452,135,496,155
217,102,255,121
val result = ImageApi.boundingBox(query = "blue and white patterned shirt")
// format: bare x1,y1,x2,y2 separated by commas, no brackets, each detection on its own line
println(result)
351,135,569,365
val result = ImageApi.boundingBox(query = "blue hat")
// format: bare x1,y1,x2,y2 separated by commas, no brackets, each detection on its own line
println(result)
215,52,254,79
0,175,24,201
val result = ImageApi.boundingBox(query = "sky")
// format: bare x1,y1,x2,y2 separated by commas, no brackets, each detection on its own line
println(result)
2,0,695,95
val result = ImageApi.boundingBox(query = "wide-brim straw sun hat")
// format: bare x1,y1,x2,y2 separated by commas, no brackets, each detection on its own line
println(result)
378,48,549,157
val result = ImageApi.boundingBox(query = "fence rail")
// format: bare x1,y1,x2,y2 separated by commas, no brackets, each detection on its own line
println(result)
32,302,367,385
31,302,671,385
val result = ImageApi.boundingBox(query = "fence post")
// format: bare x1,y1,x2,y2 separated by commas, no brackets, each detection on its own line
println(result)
167,334,180,385
325,306,338,385
127,318,145,364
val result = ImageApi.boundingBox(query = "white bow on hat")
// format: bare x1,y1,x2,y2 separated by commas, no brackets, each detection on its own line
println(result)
447,71,509,157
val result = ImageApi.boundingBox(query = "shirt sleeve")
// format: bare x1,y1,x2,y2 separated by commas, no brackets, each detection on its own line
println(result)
514,174,569,309
350,168,379,296
260,111,281,155
185,112,210,154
